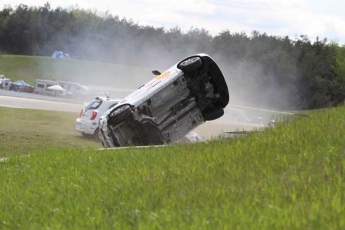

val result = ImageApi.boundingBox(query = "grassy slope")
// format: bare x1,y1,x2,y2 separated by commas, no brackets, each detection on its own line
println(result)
0,107,99,156
0,106,345,229
0,55,152,87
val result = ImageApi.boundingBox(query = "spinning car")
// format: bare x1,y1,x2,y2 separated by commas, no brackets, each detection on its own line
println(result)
98,53,229,147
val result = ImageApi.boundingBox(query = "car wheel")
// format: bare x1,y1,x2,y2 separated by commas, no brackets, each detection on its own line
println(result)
177,57,202,72
203,107,224,121
93,128,101,141
108,105,132,126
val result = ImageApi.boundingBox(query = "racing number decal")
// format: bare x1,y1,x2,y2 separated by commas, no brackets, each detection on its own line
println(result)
155,71,171,80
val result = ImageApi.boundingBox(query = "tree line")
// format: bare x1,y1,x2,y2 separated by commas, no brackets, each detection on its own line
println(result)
1,3,345,110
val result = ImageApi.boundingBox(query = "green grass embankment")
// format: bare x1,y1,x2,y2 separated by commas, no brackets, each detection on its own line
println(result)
0,106,345,229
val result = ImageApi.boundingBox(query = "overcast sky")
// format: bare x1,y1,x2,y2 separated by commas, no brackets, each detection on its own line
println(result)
1,0,344,44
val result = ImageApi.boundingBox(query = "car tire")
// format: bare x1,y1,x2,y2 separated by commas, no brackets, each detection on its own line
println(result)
177,57,202,72
93,128,101,141
108,106,132,126
203,107,224,121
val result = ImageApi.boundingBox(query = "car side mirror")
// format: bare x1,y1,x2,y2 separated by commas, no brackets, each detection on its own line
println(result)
152,70,161,75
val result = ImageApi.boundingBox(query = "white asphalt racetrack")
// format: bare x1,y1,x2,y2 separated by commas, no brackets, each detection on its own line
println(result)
0,92,264,140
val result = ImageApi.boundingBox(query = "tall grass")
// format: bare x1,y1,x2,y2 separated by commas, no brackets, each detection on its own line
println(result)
0,106,344,229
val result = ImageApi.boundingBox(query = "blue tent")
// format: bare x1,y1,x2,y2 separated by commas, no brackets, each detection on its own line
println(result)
13,80,31,87
52,50,71,59
12,80,32,91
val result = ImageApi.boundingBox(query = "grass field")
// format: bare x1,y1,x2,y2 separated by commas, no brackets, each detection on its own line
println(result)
0,55,152,87
0,107,99,157
0,106,344,229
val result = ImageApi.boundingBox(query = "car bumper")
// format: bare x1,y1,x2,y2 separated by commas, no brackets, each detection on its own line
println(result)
75,118,98,135
98,115,116,147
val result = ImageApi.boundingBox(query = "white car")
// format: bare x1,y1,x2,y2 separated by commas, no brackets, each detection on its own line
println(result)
98,53,229,147
75,96,120,138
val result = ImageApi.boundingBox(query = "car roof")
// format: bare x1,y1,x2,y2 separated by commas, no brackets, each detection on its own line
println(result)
84,97,120,108
93,96,121,102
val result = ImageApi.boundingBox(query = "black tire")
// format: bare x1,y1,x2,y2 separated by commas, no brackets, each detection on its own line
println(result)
177,57,202,72
108,105,132,126
203,107,224,121
93,128,101,141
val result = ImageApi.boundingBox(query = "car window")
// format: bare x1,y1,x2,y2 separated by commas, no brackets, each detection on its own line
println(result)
108,102,119,109
85,99,102,110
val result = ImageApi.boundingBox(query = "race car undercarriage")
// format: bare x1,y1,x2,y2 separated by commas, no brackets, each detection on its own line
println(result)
100,55,229,147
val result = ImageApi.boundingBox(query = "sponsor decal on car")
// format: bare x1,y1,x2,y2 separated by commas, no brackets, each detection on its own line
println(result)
145,81,161,89
143,71,172,89
155,71,171,80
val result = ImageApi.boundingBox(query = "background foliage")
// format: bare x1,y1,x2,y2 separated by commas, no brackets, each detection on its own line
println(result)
1,3,345,109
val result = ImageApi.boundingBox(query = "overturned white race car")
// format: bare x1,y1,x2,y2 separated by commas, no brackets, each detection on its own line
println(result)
98,53,229,147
